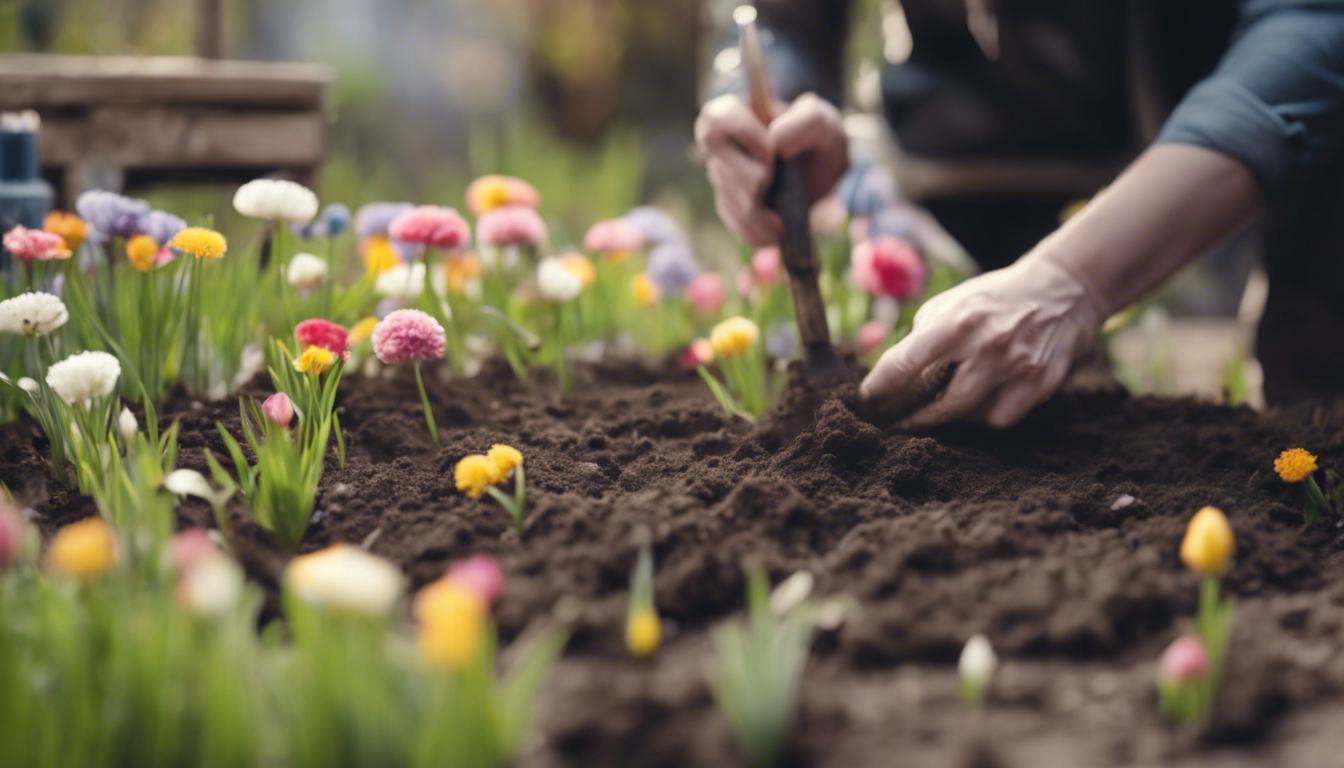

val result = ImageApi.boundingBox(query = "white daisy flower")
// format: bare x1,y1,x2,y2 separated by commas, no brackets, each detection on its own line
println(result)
536,257,583,302
0,292,69,337
374,262,426,300
285,252,328,289
232,178,319,224
45,351,120,405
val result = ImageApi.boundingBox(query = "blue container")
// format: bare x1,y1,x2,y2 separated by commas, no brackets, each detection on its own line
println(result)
0,122,56,273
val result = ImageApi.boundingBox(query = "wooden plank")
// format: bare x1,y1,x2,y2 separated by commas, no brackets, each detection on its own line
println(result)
37,106,326,168
0,55,328,109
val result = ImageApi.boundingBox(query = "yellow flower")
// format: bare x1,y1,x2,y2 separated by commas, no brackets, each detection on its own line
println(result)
626,608,661,656
560,252,597,288
126,234,159,272
455,454,502,498
46,517,118,580
43,210,87,252
443,253,482,295
361,235,399,276
169,227,227,260
632,273,659,308
293,345,336,374
348,316,378,345
465,174,540,217
414,579,487,670
710,316,760,358
1180,506,1234,577
1274,448,1318,483
486,444,523,478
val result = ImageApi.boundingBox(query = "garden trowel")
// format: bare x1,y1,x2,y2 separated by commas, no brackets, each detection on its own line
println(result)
736,6,847,384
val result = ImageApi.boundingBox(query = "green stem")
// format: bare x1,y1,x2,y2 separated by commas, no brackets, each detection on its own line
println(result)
1305,475,1330,525
413,361,440,448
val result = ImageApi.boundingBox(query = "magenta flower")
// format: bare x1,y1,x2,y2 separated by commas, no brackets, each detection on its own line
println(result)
685,273,725,318
852,236,926,299
388,205,471,250
371,309,446,364
294,318,349,357
751,246,781,285
856,320,890,353
446,555,505,604
4,225,70,263
1160,635,1210,684
477,205,547,248
583,218,643,254
262,392,295,426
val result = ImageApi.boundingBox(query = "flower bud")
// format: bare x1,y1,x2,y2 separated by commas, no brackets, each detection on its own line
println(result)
446,555,505,605
685,273,725,318
751,247,780,285
177,555,244,618
285,544,406,616
1159,635,1210,684
262,392,295,426
414,580,487,670
625,608,661,657
118,407,138,440
46,517,118,581
1180,506,1234,577
958,633,997,705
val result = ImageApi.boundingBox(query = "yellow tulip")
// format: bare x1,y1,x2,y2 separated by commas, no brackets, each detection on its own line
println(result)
46,517,118,580
1180,506,1234,577
625,608,661,657
414,580,486,670
709,316,760,358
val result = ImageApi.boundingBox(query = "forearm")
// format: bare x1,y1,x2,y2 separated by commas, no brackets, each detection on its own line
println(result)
1024,144,1262,316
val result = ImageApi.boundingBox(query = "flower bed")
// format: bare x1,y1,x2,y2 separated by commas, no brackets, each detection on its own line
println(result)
6,357,1342,766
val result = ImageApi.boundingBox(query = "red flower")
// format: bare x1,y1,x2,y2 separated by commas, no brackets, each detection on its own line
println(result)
852,236,926,299
294,318,349,357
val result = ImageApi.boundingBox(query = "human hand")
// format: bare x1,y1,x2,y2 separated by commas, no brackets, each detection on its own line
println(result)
859,257,1109,428
695,92,849,246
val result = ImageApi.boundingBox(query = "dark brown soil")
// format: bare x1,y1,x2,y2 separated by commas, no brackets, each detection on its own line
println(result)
5,359,1344,768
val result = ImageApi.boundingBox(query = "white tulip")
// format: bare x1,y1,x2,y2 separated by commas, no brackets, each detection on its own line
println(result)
286,252,328,289
164,469,215,500
536,257,583,302
374,262,426,300
45,351,120,405
118,407,138,440
958,633,998,705
16,377,38,393
177,555,244,618
768,570,814,616
284,543,405,616
232,178,319,224
0,292,68,336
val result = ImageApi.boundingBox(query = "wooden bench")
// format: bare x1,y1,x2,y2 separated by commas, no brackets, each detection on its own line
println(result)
0,54,330,204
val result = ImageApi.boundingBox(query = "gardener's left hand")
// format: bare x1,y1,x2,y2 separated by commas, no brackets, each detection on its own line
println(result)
859,256,1108,428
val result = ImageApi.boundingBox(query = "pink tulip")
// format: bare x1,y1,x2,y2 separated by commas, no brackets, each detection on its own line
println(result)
1160,635,1210,684
681,338,715,368
262,392,295,426
856,320,890,353
170,528,220,573
476,205,547,248
852,236,926,299
751,247,781,285
0,504,26,569
685,273,725,318
388,206,470,250
446,555,504,604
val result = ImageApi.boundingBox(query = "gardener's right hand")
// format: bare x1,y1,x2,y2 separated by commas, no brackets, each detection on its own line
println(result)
695,93,849,246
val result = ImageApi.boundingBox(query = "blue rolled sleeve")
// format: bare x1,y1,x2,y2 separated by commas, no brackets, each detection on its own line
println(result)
1156,0,1344,200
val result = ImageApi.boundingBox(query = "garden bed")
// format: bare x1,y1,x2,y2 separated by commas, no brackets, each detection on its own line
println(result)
6,359,1344,767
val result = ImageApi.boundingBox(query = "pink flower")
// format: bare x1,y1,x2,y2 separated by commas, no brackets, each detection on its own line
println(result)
262,393,295,426
852,236,926,299
446,555,504,604
681,338,715,368
583,218,643,254
4,225,70,263
170,529,220,573
751,247,781,285
388,206,470,250
0,503,26,569
1160,635,1210,684
371,309,445,364
477,205,547,248
685,273,725,318
294,318,350,357
856,320,890,353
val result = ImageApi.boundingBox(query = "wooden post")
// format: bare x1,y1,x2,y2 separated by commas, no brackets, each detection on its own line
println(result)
196,0,223,60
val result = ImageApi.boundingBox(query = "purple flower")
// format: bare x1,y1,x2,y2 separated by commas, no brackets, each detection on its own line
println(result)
838,162,899,218
354,202,414,240
138,210,187,244
766,322,798,361
75,190,150,241
646,239,699,295
624,207,684,246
